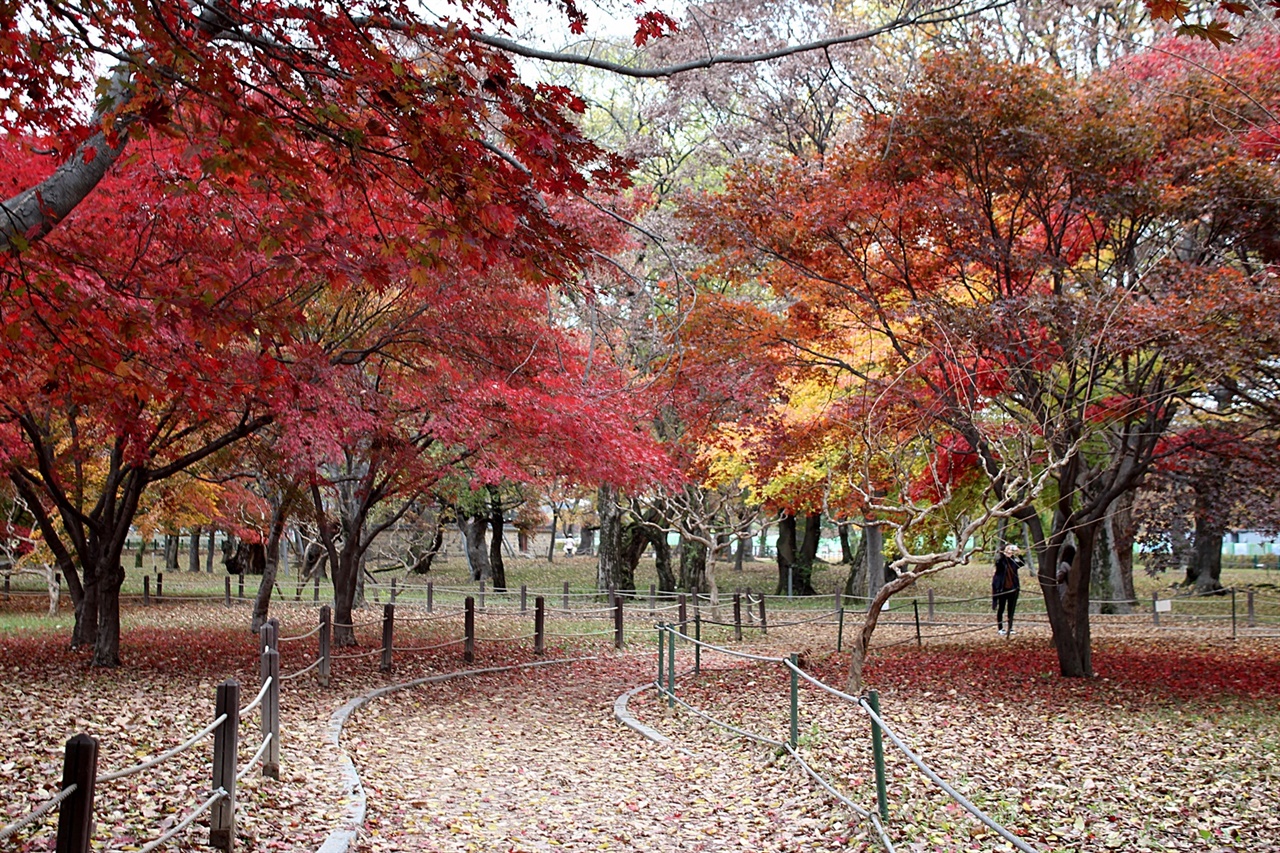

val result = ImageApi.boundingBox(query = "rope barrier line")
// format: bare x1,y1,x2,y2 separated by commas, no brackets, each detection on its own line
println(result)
330,647,383,660
392,638,465,652
548,605,616,615
668,628,787,664
0,783,77,841
544,628,614,637
97,714,228,784
763,611,839,628
857,699,1038,853
278,623,324,642
782,744,872,821
474,632,538,643
236,734,274,783
240,677,272,718
279,657,324,681
656,685,787,748
394,610,466,623
134,787,227,853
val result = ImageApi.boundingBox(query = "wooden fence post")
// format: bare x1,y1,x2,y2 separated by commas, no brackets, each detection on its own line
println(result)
733,593,742,641
143,575,151,607
562,581,569,611
521,584,527,613
534,596,545,656
614,594,624,649
237,574,244,600
381,604,395,672
678,594,687,630
1248,589,1256,627
464,596,475,663
390,578,398,605
260,647,280,779
478,580,485,611
313,573,320,603
224,576,232,607
55,734,98,853
759,595,767,636
426,581,433,613
927,589,935,622
209,679,240,852
156,572,163,600
319,606,331,687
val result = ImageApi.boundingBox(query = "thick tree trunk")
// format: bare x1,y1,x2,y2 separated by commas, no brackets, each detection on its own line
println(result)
332,547,360,647
1092,492,1137,613
489,489,507,591
865,522,885,603
411,524,444,574
799,513,822,565
206,529,216,573
733,535,747,572
459,514,492,581
653,529,675,592
1043,523,1095,678
189,528,202,572
838,522,855,564
679,536,708,593
579,527,597,557
775,513,797,595
91,563,126,667
595,484,632,593
163,534,179,571
844,533,869,599
1186,510,1225,593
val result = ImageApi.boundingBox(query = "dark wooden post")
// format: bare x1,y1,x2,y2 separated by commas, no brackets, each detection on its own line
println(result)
478,580,485,611
3,572,9,600
614,594,625,649
534,596,545,656
237,574,245,600
1248,589,1256,627
562,581,570,611
759,595,767,636
143,575,151,607
319,606,332,686
678,594,687,630
426,581,434,613
733,593,742,641
390,578,398,605
260,647,280,779
464,596,475,663
381,603,395,672
224,576,232,607
313,573,320,603
55,734,98,853
209,679,240,852
156,572,163,600
520,584,528,613
927,589,935,622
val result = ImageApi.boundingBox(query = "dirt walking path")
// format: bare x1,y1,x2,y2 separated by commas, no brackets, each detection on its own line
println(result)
343,654,855,852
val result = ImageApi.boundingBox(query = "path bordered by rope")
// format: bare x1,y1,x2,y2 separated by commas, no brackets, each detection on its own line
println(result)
338,655,851,853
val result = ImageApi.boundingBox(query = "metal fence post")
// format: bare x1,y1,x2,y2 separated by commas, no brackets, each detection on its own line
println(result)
867,690,889,822
667,624,676,708
614,595,625,649
319,606,331,686
1231,588,1237,640
1153,592,1160,626
55,734,98,853
381,603,395,672
464,596,475,663
694,612,701,674
789,653,799,750
210,679,240,852
261,647,280,779
534,596,546,655
657,623,665,692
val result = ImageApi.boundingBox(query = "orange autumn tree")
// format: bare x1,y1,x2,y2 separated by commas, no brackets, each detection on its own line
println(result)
688,42,1280,687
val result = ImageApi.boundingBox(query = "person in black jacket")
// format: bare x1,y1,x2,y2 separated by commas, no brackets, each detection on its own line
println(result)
992,543,1023,636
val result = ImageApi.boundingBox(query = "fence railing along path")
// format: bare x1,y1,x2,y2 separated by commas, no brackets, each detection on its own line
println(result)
651,622,1041,853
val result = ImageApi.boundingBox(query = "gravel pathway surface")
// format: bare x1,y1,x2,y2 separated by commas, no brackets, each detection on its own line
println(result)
344,654,854,852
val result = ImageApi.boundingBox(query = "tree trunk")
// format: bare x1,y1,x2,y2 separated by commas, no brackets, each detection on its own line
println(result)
489,488,507,591
799,513,822,565
579,526,597,557
865,522,885,602
1091,492,1137,613
1187,514,1225,592
332,545,359,647
653,528,675,592
775,512,797,595
596,484,632,593
1041,521,1095,678
163,534,179,571
733,535,747,572
844,533,868,599
189,528,202,572
838,522,855,564
679,536,708,593
411,524,444,574
92,563,126,667
546,509,559,563
206,529,215,573
459,514,492,581
252,512,286,633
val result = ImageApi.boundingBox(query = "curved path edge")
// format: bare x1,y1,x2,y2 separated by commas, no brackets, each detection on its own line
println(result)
613,682,695,757
315,656,599,853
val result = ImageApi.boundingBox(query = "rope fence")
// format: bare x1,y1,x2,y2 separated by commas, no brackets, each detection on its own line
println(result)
654,622,1040,853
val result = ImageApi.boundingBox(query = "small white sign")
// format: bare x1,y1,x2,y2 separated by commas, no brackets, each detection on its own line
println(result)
1155,599,1172,613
